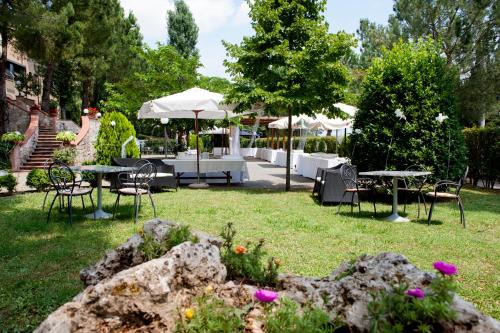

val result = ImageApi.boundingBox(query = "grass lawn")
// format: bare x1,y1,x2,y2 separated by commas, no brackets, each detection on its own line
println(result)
0,187,499,331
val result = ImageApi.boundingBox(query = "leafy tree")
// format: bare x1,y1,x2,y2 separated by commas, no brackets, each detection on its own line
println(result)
14,1,83,113
167,0,199,58
393,0,498,126
356,16,406,68
52,60,80,120
95,111,139,165
351,41,467,180
224,0,355,190
102,45,199,135
198,76,232,94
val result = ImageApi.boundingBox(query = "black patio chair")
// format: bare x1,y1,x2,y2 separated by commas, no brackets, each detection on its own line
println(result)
112,162,157,223
46,161,95,224
337,164,377,214
426,166,468,227
399,165,429,219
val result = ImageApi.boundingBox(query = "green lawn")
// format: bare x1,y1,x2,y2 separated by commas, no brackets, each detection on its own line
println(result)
0,187,499,331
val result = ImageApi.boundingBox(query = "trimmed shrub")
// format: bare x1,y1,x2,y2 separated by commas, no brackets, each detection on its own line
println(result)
351,41,467,180
463,127,499,188
95,112,140,165
0,172,17,193
53,147,76,165
26,169,51,192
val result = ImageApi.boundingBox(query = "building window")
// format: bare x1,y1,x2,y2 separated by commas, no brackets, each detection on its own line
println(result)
6,61,26,80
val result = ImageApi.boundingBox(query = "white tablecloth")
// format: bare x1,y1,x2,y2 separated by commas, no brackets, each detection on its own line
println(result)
295,155,348,179
261,149,280,163
162,158,249,183
274,150,304,168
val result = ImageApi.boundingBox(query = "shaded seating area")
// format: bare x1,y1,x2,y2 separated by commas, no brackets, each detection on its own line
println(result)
337,164,377,214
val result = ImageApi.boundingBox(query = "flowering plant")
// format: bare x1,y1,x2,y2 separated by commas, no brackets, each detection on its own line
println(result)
56,131,77,143
254,289,278,303
368,261,458,331
1,131,25,143
86,107,100,118
234,245,247,255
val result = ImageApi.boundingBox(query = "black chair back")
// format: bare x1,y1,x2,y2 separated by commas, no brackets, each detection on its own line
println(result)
404,165,428,190
457,166,469,194
340,164,357,189
134,162,157,190
48,161,76,194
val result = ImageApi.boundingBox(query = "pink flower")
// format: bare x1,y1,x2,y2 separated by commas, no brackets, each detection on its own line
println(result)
433,261,457,276
254,289,278,303
406,288,425,299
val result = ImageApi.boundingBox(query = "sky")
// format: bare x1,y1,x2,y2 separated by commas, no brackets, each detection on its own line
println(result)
119,0,394,78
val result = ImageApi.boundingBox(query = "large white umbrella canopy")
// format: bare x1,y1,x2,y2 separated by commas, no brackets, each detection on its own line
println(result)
333,103,358,118
137,87,238,187
137,87,236,120
268,115,316,129
308,113,352,130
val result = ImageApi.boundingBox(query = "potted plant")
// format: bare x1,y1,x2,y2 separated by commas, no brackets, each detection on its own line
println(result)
56,131,77,145
49,100,58,116
1,131,25,145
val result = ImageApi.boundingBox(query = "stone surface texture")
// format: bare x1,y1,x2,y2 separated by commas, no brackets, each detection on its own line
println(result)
37,220,499,333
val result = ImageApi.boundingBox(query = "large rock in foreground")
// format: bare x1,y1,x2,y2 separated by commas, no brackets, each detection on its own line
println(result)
37,220,499,333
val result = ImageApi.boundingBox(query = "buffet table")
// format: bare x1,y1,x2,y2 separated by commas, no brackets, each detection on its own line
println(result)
274,150,304,168
296,154,348,179
261,148,279,164
163,158,249,184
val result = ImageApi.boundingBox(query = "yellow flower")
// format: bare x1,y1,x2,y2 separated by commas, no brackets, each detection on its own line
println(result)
274,258,281,267
184,308,195,320
204,284,214,294
234,245,247,255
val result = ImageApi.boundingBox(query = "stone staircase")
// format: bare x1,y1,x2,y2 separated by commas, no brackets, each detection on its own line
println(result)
20,127,62,171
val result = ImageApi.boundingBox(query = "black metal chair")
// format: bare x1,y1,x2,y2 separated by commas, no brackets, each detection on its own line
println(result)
399,165,429,219
426,167,469,227
112,162,157,223
46,161,95,224
337,164,377,214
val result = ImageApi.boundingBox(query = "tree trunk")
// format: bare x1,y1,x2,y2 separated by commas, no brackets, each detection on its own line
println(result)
59,98,67,120
0,31,8,135
81,79,92,110
41,63,55,113
286,109,292,191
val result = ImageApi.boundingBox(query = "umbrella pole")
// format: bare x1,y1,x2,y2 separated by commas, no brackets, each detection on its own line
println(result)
195,110,200,183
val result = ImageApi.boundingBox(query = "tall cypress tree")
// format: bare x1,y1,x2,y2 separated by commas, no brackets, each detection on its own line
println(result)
167,0,199,58
224,0,354,191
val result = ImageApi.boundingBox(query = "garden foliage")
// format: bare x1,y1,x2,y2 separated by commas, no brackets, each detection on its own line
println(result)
188,133,205,153
220,223,279,286
56,131,77,143
251,137,350,156
1,131,24,143
351,41,467,180
0,172,17,193
26,169,51,192
139,225,198,261
95,112,139,165
463,127,499,188
53,147,76,165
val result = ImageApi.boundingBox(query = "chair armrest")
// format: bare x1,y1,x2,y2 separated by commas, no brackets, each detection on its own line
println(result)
433,180,459,194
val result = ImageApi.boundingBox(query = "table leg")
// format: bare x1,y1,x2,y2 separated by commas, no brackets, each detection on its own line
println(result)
384,176,410,222
86,173,112,219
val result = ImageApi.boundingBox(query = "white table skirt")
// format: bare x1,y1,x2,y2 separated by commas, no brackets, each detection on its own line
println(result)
296,155,348,179
162,158,249,183
274,150,304,168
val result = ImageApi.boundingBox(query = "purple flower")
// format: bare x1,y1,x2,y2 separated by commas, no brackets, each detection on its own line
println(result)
254,289,278,303
406,288,425,299
433,261,457,276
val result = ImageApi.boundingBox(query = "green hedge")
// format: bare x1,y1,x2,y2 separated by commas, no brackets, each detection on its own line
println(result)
251,136,349,156
463,127,499,188
0,172,16,193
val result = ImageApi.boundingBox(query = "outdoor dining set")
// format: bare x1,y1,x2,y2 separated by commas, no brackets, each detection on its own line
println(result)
44,159,162,224
313,163,468,227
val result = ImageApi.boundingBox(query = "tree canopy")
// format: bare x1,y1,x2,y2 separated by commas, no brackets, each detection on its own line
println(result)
167,0,199,58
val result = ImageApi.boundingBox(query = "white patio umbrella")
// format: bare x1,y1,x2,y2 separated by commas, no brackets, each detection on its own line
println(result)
333,103,358,118
138,87,237,188
308,113,352,130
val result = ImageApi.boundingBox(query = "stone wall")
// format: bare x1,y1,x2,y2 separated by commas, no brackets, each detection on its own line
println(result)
6,101,30,133
74,118,100,164
56,120,80,133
